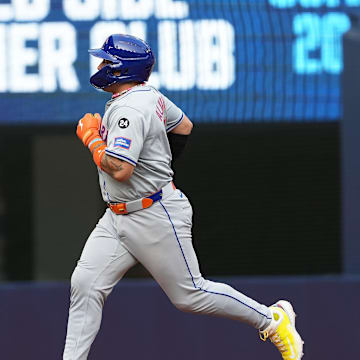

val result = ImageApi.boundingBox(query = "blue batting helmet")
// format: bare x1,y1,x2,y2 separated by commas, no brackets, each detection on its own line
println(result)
88,34,155,89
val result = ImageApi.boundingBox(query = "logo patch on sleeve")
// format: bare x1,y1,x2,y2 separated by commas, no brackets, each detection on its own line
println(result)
114,137,132,150
118,118,130,128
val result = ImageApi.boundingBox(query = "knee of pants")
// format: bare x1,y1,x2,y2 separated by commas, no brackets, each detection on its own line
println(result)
171,290,203,314
70,267,107,304
71,267,92,296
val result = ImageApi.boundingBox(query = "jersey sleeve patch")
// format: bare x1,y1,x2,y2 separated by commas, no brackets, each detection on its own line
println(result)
114,136,132,149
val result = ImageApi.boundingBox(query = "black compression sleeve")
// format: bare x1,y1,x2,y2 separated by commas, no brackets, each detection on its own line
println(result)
167,133,189,162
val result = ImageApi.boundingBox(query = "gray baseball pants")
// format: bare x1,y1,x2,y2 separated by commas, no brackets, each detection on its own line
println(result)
63,187,272,360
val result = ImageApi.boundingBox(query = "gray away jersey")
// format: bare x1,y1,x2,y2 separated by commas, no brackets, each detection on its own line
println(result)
98,84,184,202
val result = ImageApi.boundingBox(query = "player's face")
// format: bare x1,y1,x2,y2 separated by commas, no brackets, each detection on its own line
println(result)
98,59,113,70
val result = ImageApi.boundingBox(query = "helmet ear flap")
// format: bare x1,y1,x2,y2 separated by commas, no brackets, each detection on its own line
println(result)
111,62,123,77
90,63,121,89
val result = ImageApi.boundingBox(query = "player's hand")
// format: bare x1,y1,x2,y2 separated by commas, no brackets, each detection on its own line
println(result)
76,113,102,147
94,113,102,128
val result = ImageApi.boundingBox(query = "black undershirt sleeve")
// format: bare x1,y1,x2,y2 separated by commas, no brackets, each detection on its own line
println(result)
167,133,189,163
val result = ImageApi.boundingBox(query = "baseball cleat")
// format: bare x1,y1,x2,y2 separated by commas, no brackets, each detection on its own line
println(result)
259,300,304,359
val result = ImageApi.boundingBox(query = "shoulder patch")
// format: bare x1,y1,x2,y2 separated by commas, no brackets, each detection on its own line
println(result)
118,118,130,129
114,137,132,150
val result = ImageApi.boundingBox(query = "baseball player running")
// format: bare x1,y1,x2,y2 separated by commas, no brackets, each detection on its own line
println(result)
63,34,304,360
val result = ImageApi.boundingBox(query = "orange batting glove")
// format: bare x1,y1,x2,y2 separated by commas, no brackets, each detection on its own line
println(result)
76,113,106,168
76,113,101,146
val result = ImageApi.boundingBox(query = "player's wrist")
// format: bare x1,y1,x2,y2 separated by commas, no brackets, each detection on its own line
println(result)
92,144,106,168
81,128,100,147
87,134,104,153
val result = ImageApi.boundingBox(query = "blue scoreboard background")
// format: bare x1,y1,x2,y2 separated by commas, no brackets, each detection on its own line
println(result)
1,0,359,124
